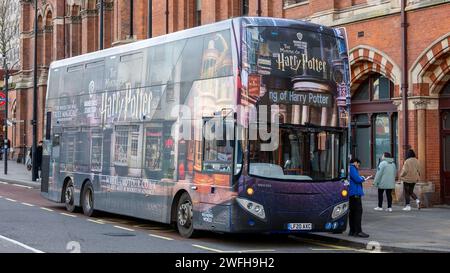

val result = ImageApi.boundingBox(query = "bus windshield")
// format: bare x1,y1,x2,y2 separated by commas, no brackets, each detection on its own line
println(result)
249,126,346,181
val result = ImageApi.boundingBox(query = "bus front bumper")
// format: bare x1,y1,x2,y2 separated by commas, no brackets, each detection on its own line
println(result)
228,200,348,234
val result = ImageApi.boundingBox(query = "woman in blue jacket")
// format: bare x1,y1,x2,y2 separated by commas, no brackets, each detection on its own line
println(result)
348,158,370,238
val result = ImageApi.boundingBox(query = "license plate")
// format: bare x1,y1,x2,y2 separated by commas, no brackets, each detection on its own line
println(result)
287,223,312,230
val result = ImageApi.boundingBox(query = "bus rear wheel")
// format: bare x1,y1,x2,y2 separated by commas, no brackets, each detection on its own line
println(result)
64,180,76,212
81,182,95,217
176,192,197,238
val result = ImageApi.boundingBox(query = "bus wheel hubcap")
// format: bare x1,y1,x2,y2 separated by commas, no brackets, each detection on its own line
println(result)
178,201,192,227
65,185,73,205
85,189,92,211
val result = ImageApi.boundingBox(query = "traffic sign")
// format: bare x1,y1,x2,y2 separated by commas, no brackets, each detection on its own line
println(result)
0,92,6,106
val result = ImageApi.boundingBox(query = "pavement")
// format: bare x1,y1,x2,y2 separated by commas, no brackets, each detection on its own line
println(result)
310,199,450,253
1,160,450,252
0,160,40,189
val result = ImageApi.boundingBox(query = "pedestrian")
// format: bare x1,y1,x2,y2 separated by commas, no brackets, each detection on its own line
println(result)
37,141,43,178
348,158,370,238
25,148,32,171
400,149,421,211
373,152,397,212
0,135,3,161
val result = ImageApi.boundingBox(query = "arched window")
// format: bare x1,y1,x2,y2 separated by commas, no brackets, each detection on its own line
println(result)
351,73,398,169
442,82,450,96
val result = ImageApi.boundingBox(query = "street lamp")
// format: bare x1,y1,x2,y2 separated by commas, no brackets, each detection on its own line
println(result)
1,54,9,175
32,0,38,181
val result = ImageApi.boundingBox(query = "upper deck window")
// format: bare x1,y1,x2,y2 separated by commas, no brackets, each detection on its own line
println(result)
64,65,84,96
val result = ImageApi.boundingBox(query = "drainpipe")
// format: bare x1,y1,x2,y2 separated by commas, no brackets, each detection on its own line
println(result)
99,0,104,50
63,0,66,57
257,0,261,16
401,0,409,156
130,0,134,38
148,0,152,38
165,0,169,34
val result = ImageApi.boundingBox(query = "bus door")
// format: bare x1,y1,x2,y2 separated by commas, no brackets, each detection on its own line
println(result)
191,114,234,229
49,126,62,191
41,111,54,193
199,115,234,202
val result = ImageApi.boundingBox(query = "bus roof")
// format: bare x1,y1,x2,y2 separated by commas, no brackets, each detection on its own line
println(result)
50,17,341,69
237,16,338,37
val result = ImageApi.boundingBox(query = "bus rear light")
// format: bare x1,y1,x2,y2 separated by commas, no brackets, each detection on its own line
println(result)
332,202,349,219
236,198,266,220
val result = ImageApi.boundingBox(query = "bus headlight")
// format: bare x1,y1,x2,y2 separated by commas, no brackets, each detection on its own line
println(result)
236,198,266,220
332,202,349,219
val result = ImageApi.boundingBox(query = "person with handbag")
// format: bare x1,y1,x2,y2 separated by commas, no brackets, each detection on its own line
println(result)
25,148,32,171
400,149,421,211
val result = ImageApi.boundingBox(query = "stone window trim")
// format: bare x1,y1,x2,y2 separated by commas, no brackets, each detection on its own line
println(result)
283,0,309,10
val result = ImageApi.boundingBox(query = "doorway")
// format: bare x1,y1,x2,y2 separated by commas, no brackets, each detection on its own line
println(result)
442,110,450,204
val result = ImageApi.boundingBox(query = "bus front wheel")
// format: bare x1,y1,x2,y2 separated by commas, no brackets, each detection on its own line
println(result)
81,182,95,217
176,192,196,238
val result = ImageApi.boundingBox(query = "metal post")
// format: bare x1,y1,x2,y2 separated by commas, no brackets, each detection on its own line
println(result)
148,0,152,38
3,58,8,174
32,0,38,181
99,0,104,50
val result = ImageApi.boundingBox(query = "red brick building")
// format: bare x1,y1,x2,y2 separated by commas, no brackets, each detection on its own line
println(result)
14,0,450,203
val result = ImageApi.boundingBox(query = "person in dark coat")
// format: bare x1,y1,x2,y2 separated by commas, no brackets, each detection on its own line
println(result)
37,141,43,177
348,158,370,238
31,141,44,178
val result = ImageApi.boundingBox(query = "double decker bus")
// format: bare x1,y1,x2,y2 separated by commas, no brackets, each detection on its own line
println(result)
41,17,351,237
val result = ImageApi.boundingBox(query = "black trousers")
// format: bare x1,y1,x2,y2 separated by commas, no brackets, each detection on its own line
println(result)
349,196,363,234
378,189,393,208
404,182,417,205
